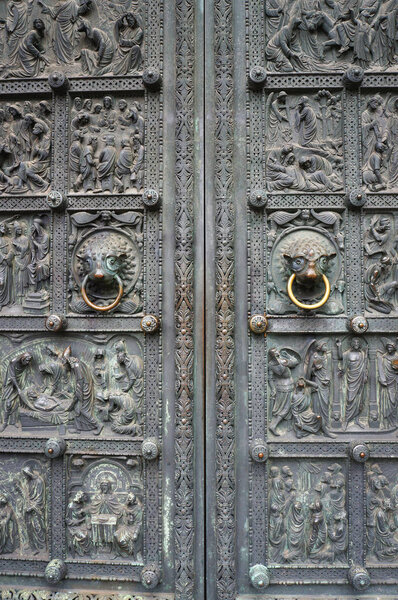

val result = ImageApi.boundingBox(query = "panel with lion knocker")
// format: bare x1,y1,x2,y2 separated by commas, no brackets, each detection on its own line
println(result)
68,210,143,315
0,334,144,439
266,210,346,315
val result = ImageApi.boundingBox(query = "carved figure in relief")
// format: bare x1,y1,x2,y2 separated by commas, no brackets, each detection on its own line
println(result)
113,492,143,560
70,96,144,194
19,465,46,554
366,463,398,561
0,338,144,437
266,1,398,71
77,20,114,76
0,351,32,432
266,91,343,194
0,221,14,310
66,458,143,561
336,337,368,429
0,494,18,554
377,339,398,428
66,491,91,556
113,12,143,75
268,347,299,436
3,18,49,78
4,0,34,64
365,254,398,313
269,461,347,565
290,378,324,438
305,340,333,430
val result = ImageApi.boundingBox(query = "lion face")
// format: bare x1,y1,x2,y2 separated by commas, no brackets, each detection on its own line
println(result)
283,237,335,288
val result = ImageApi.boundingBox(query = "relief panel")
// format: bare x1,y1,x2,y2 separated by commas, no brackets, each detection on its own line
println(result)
0,213,50,316
0,455,49,560
68,210,143,314
0,1,144,79
69,94,145,195
266,91,344,194
268,458,347,566
266,210,345,315
0,99,52,196
268,335,398,439
66,455,143,563
0,334,144,438
362,93,398,193
364,213,398,315
265,1,398,73
366,461,398,564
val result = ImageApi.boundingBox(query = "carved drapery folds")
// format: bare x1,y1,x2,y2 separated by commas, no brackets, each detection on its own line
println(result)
0,1,144,79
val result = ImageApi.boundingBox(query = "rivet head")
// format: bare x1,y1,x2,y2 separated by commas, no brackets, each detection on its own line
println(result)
249,315,268,334
140,315,160,333
249,564,270,590
258,452,264,459
349,315,368,334
351,443,369,463
250,439,268,463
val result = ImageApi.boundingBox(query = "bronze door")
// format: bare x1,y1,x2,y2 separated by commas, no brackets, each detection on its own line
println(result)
0,0,203,599
205,1,398,600
1,0,398,600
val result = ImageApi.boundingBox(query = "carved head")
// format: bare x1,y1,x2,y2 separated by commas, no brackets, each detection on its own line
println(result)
33,18,45,36
76,233,134,286
283,236,335,288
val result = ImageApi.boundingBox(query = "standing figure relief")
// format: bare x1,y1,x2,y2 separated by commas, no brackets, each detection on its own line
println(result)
0,0,144,78
268,461,347,566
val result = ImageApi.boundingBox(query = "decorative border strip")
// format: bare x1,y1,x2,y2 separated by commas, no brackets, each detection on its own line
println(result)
174,0,195,596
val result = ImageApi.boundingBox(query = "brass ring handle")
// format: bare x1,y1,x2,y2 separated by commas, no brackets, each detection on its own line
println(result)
81,274,123,312
287,273,330,310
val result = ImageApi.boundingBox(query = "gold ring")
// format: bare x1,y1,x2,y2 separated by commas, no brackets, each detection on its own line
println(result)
81,274,123,312
287,273,330,310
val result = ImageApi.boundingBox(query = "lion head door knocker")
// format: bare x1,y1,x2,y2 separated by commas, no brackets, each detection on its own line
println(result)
269,226,343,315
71,228,141,314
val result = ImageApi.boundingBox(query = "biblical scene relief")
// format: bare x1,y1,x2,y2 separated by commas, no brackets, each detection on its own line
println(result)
0,335,143,437
366,462,398,563
268,460,347,565
267,210,345,315
70,95,144,195
265,1,398,73
0,100,52,195
68,210,143,314
66,455,143,562
362,94,398,193
364,214,398,315
0,214,50,315
0,456,48,559
0,1,143,79
266,91,344,194
268,335,398,439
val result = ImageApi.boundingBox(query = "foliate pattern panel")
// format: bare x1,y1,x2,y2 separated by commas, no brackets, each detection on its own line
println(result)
268,459,347,566
0,0,144,79
0,334,144,438
0,455,49,560
65,454,143,562
265,1,398,73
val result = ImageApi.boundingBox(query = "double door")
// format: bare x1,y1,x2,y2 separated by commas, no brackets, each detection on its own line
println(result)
0,0,397,599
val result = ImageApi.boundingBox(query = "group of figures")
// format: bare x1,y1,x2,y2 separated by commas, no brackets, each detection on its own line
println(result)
366,462,398,562
70,95,144,194
362,94,398,192
0,0,143,78
268,336,398,438
364,214,398,314
0,100,52,195
0,215,50,315
266,0,398,72
0,338,144,437
269,462,347,565
0,458,47,558
266,91,344,194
